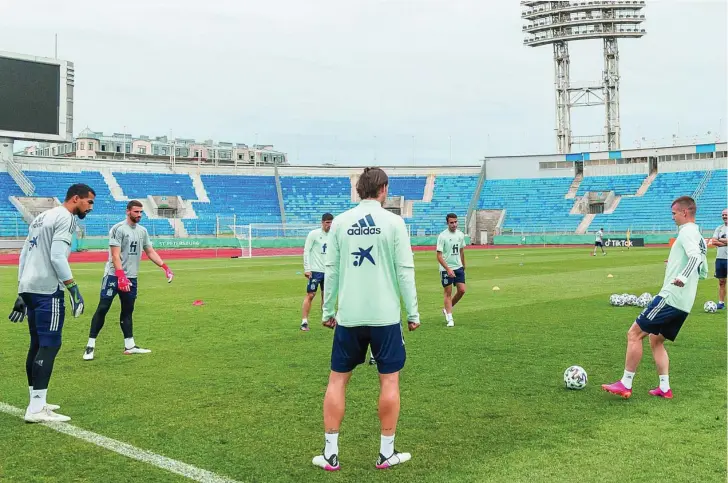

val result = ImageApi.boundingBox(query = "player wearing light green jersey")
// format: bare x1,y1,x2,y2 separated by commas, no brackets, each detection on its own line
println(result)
603,196,708,400
437,213,466,327
300,213,333,331
313,167,419,472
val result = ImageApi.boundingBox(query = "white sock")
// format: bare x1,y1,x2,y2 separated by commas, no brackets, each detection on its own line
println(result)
302,318,308,325
29,389,47,413
29,386,33,398
124,337,135,350
621,370,635,390
659,375,670,392
324,432,339,458
380,434,395,457
446,312,453,322
87,338,96,348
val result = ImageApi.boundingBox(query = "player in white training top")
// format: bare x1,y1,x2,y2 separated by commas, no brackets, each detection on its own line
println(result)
300,213,333,331
437,213,467,327
83,200,174,360
8,184,95,423
710,208,727,309
592,228,606,256
603,196,707,399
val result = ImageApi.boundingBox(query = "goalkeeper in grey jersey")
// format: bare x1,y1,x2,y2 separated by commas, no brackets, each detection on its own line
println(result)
8,184,95,423
83,200,174,360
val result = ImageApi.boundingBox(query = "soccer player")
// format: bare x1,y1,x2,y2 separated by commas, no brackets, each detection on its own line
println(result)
7,184,94,422
300,213,333,331
592,227,606,256
602,196,707,399
82,200,174,360
437,213,466,327
313,167,420,471
711,209,727,309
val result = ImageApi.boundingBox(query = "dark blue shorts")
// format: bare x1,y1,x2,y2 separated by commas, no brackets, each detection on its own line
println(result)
716,258,727,279
595,241,603,247
21,289,65,347
331,323,406,374
635,295,689,342
306,272,325,293
100,275,138,301
441,267,466,287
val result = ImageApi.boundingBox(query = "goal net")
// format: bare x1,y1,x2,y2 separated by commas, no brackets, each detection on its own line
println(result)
228,223,321,258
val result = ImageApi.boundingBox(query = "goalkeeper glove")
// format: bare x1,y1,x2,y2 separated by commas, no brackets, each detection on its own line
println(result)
115,269,132,292
161,264,174,283
66,282,85,317
8,296,27,323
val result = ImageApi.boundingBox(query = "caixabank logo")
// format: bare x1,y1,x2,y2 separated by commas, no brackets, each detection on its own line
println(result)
348,214,381,235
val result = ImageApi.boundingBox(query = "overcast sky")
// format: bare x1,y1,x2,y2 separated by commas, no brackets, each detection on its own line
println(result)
1,0,726,165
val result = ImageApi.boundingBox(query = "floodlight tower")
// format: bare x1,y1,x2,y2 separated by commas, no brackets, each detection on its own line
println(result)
522,1,646,153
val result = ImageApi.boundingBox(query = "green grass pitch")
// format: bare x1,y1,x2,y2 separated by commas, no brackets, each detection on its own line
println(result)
0,247,725,482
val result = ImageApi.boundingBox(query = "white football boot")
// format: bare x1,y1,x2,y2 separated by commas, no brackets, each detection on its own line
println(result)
24,405,71,423
123,346,151,355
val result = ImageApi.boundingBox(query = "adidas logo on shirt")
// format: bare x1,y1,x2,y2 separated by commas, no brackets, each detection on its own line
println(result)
347,214,381,235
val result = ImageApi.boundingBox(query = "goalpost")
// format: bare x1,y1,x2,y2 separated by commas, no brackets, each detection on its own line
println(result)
229,223,321,258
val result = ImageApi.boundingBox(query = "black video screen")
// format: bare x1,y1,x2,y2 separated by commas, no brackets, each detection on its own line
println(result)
0,56,60,135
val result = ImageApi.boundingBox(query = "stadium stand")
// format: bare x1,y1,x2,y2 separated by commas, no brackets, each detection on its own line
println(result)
23,170,174,236
188,175,282,235
478,177,580,232
410,175,479,235
576,174,646,196
387,175,427,200
280,176,354,225
0,172,26,237
591,170,727,231
114,172,197,200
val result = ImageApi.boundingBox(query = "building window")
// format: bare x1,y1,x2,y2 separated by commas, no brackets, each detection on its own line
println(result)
101,144,107,152
238,154,243,160
138,146,147,154
79,142,85,150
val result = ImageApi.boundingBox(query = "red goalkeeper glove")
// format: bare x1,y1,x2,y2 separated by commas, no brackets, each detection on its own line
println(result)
161,264,174,283
115,269,131,292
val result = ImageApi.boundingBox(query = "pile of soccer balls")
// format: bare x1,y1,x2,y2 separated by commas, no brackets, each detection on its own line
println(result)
610,292,652,308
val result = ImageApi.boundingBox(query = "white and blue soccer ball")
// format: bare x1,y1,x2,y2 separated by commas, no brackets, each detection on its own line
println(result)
638,293,653,308
564,365,588,390
610,294,626,306
704,301,718,313
626,295,639,306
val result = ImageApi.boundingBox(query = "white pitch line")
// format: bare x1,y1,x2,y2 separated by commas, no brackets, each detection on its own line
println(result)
0,402,242,483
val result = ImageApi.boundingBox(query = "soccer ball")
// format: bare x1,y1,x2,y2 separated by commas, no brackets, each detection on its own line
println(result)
638,293,652,307
704,301,718,313
625,295,639,306
564,365,588,390
610,294,626,306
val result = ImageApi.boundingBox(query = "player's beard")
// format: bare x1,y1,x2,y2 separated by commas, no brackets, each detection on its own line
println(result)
131,215,142,223
76,208,91,219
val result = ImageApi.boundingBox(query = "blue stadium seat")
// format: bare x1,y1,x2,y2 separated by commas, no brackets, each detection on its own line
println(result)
592,170,727,232
410,176,479,235
186,175,282,235
577,175,646,196
387,176,427,200
114,172,197,200
0,172,27,237
478,177,580,232
280,177,354,226
24,171,174,236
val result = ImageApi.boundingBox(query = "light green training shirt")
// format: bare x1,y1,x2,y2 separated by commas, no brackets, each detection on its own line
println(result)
658,222,708,313
323,199,419,327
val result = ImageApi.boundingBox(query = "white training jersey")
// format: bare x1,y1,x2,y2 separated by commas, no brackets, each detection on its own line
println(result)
658,222,708,313
18,206,76,295
595,230,603,243
303,228,330,273
713,224,727,259
436,229,466,272
104,222,153,278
